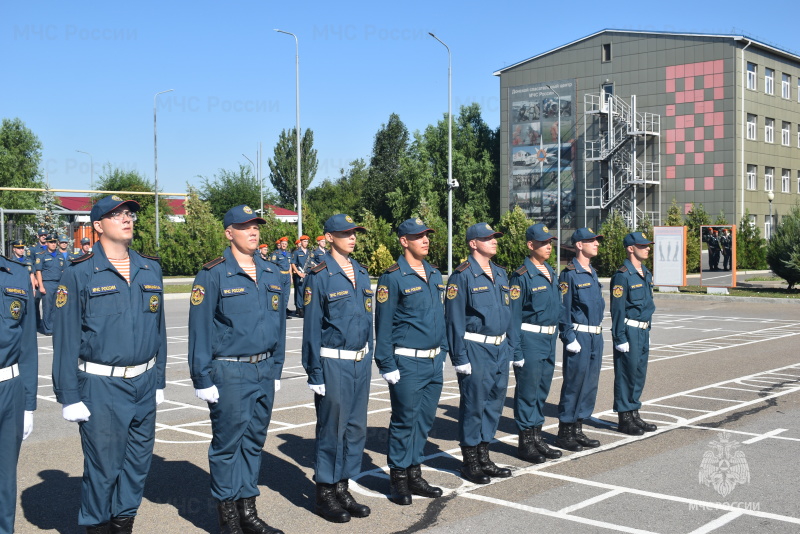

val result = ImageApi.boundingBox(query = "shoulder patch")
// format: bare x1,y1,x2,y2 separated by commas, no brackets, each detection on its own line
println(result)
311,261,327,273
71,252,94,264
455,261,470,273
140,253,161,262
618,265,629,273
386,263,400,273
203,257,225,270
358,262,369,271
492,262,507,272
429,264,439,270
514,265,528,276
566,263,576,271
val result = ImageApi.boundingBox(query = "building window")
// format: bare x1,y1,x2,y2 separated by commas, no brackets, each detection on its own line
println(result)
782,121,791,146
798,125,800,148
765,216,772,240
749,213,757,227
765,68,774,95
765,167,774,191
747,164,757,190
746,114,757,140
782,73,791,99
747,62,757,90
602,43,612,62
765,118,774,143
797,171,800,194
782,169,791,193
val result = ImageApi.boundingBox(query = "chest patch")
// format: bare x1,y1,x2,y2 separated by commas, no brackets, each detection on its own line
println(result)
403,286,423,295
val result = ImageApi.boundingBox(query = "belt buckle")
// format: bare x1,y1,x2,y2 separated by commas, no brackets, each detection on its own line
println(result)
249,354,259,364
428,348,437,358
494,336,502,346
355,348,366,362
123,366,136,378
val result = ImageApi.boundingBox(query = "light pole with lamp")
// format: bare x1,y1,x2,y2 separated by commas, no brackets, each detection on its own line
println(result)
275,29,302,238
767,190,774,239
546,84,562,270
242,153,261,214
429,32,458,276
154,88,174,249
75,150,94,201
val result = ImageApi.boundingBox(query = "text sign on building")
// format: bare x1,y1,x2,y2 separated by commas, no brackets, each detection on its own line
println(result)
653,226,687,287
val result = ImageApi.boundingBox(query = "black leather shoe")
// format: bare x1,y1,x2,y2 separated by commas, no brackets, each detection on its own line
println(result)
631,410,657,432
407,465,443,498
618,411,645,436
389,468,412,505
86,524,111,534
574,420,600,448
217,501,244,534
477,442,512,477
460,446,490,484
314,483,351,523
555,422,583,451
109,516,135,534
236,497,284,533
335,479,370,517
533,426,562,459
517,428,546,463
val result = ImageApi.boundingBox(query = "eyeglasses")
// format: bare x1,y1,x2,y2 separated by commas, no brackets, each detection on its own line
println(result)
105,210,138,222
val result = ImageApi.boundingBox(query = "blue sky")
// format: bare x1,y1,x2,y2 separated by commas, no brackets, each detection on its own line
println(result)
1,1,795,200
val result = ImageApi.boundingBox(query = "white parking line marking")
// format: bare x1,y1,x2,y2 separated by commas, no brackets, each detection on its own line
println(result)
741,428,788,445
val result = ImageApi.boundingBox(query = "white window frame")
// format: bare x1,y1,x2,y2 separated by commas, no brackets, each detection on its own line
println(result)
765,68,774,95
765,118,774,143
782,121,791,146
782,169,790,193
782,73,791,99
747,164,757,190
746,114,757,140
747,62,757,90
765,167,774,192
797,171,800,194
798,125,800,148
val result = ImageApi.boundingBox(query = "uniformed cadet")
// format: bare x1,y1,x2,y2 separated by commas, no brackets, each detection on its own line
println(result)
258,243,269,261
374,218,446,505
706,230,721,271
189,205,286,534
445,222,513,485
58,235,80,262
34,234,63,335
556,227,605,452
269,238,291,318
508,223,563,464
720,229,732,271
80,237,92,256
309,236,327,267
302,214,373,523
0,247,38,534
290,235,310,318
34,229,49,253
11,240,36,291
52,195,167,533
611,232,657,436
33,230,48,330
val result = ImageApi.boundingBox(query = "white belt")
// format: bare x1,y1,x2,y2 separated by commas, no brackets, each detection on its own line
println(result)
573,323,602,334
0,363,20,382
624,318,649,329
78,356,156,378
395,347,438,358
521,323,557,335
320,344,369,362
216,353,269,363
464,332,506,345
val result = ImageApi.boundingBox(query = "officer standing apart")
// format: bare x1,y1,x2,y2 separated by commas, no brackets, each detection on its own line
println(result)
611,232,658,436
269,237,292,318
508,223,562,464
374,218,446,505
34,234,63,335
52,196,167,533
189,205,285,534
0,243,38,534
302,214,373,523
445,223,513,485
290,235,310,318
556,228,604,452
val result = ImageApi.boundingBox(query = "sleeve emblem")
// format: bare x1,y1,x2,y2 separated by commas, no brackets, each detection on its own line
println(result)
55,285,69,308
446,283,459,300
376,285,389,303
190,285,205,306
559,281,568,295
612,285,624,298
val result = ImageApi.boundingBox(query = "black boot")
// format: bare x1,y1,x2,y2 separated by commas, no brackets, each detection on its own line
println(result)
631,410,657,432
389,468,412,505
460,446,490,484
618,411,645,436
517,428,546,464
555,422,583,451
314,482,351,523
335,479,370,517
477,442,511,478
109,516,134,534
533,426,562,459
236,497,284,534
86,524,111,534
217,501,244,534
407,464,443,498
574,420,600,448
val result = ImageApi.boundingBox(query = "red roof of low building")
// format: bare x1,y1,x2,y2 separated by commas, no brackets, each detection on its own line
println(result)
57,196,187,216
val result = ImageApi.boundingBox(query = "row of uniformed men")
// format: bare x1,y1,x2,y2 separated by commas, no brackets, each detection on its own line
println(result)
259,234,327,319
0,195,656,534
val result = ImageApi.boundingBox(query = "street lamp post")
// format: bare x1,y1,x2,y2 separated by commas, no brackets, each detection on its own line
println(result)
546,84,562,270
429,32,456,276
767,190,774,239
75,150,94,199
154,88,174,249
242,153,261,214
275,29,302,237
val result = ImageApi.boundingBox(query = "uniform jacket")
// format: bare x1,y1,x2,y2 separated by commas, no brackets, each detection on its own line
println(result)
35,250,67,281
610,259,655,346
0,256,38,411
558,258,605,344
508,257,561,362
291,247,309,274
269,250,291,273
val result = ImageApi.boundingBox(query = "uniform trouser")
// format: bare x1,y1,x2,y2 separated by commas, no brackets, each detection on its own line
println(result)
387,351,445,469
281,274,291,313
40,280,59,334
613,326,650,412
0,377,24,534
293,275,305,311
314,355,371,484
558,331,603,423
34,290,42,331
722,250,732,270
208,358,276,501
457,340,510,447
513,331,557,430
77,368,157,526
709,249,720,269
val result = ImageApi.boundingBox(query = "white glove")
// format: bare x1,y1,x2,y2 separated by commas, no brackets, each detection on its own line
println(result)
309,383,326,396
566,340,582,353
195,385,219,404
275,380,281,392
155,389,165,405
513,359,525,368
382,370,400,384
455,363,472,375
23,411,33,440
615,342,630,353
62,402,91,423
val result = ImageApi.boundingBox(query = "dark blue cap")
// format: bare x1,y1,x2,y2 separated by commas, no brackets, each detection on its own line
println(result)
45,234,58,242
623,231,654,248
223,205,266,228
58,235,69,243
80,237,91,245
11,239,25,247
90,195,140,223
466,222,503,241
324,214,366,234
397,218,434,237
571,227,603,244
526,223,556,242
37,229,48,236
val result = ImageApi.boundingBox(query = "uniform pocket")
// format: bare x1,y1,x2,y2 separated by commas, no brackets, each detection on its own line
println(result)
87,285,123,317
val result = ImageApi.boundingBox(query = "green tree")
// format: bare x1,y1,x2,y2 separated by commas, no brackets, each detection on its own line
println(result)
736,209,767,270
494,206,535,271
349,210,396,275
412,197,447,270
259,209,299,249
305,159,368,228
199,164,278,220
1,118,45,237
685,203,711,273
365,113,409,221
268,128,318,209
714,210,729,225
593,210,630,277
369,244,395,276
32,184,68,239
636,215,654,272
664,199,684,226
765,203,800,289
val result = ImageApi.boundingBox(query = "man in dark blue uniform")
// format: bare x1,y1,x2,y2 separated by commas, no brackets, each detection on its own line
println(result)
309,236,327,267
611,232,657,436
374,218,447,505
189,205,286,534
79,237,93,256
290,235,310,318
34,234,63,335
556,227,605,452
302,214,373,523
11,240,36,291
445,223,513,485
52,195,167,533
269,237,292,318
720,229,732,271
0,248,38,534
34,229,49,253
57,235,80,262
508,223,562,464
